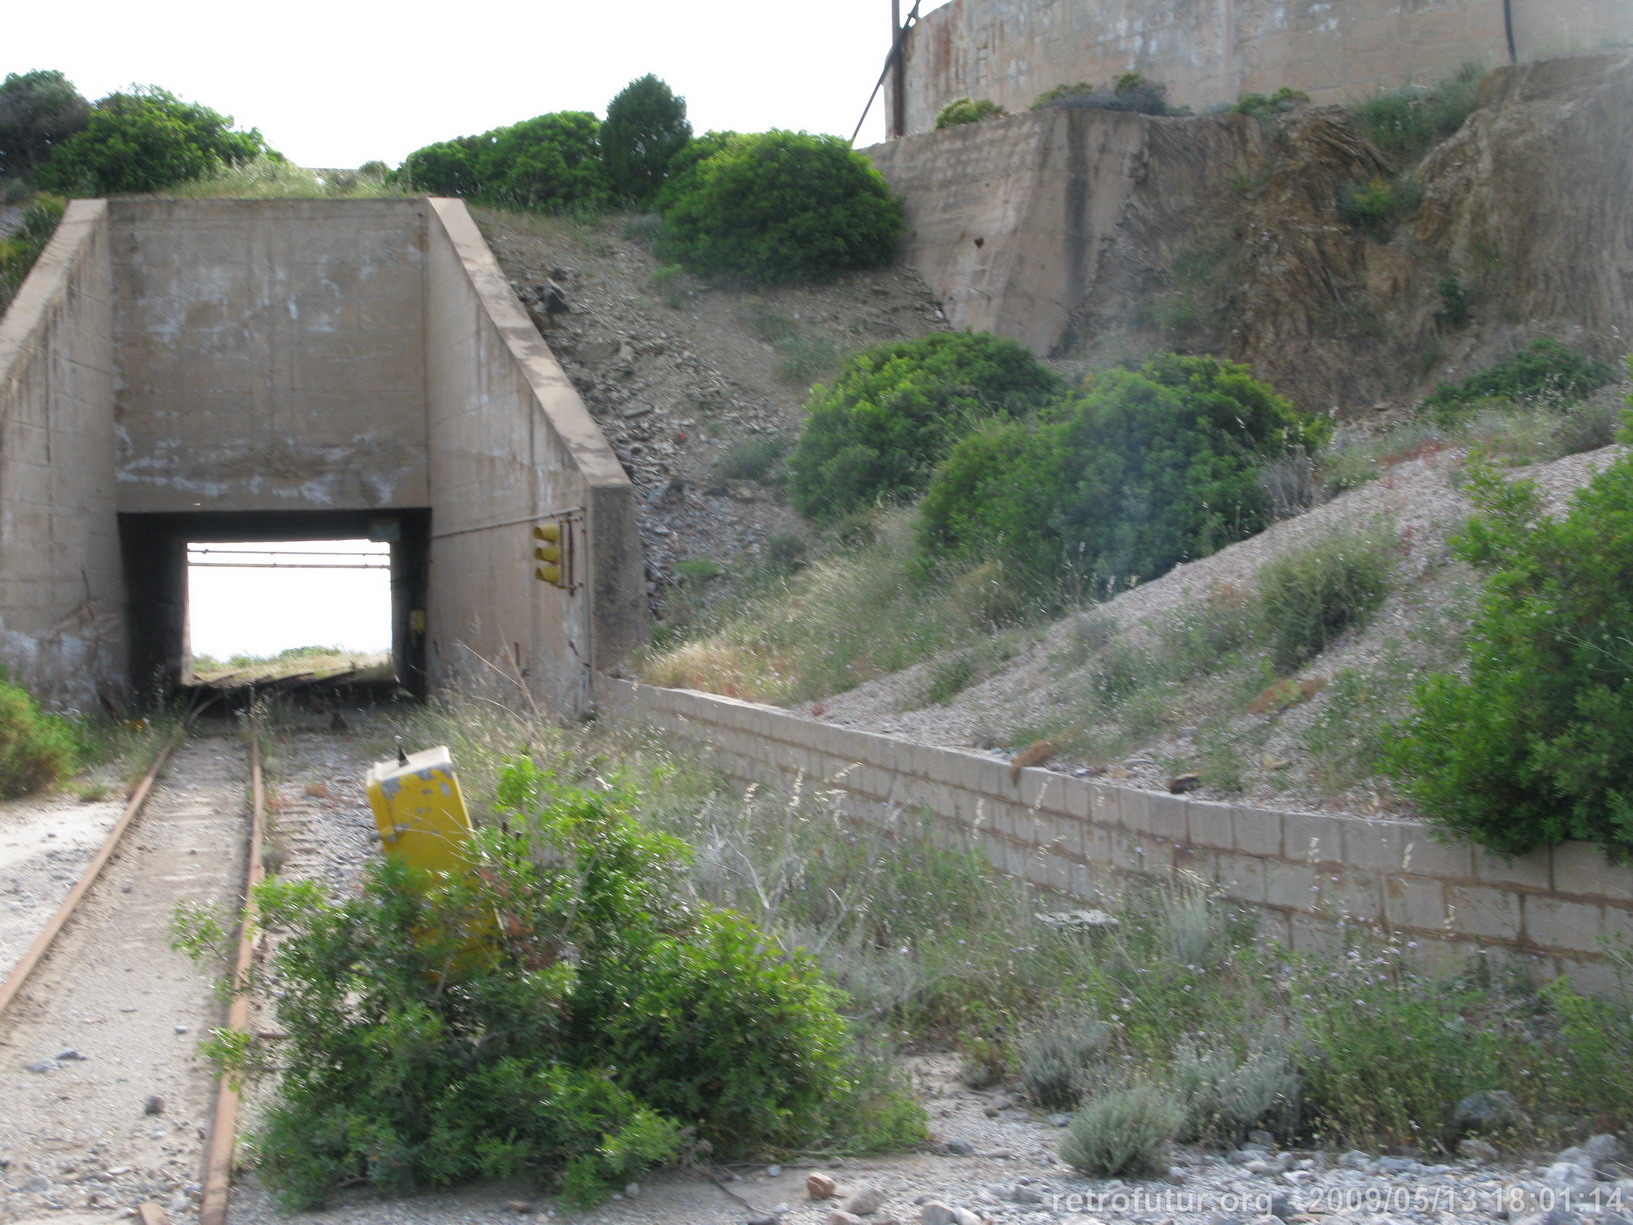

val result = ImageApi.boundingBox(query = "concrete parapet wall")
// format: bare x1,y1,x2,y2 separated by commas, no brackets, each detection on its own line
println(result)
424,200,645,709
895,0,1633,135
0,201,123,706
604,679,1633,993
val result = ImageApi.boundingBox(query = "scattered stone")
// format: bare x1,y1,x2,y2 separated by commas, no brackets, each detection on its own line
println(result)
1337,1151,1373,1172
1047,1113,1072,1127
1268,1192,1293,1221
828,1212,865,1225
22,1174,50,1192
1167,773,1201,794
506,1201,535,1214
1376,1155,1416,1173
1247,1130,1274,1148
1033,910,1118,931
1458,1137,1499,1163
747,1216,778,1225
55,1049,86,1061
143,1096,164,1116
26,1061,53,1073
847,1186,888,1215
1008,1187,1043,1205
1545,1160,1597,1191
943,1139,976,1157
624,1182,640,1198
766,1164,782,1178
173,1026,187,1035
577,339,622,363
921,1203,981,1225
807,1173,838,1200
1584,1134,1623,1166
1452,1089,1522,1133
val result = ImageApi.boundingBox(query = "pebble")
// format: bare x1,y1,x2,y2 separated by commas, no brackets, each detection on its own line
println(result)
847,1187,888,1215
808,1173,838,1199
943,1139,976,1156
55,1049,86,1061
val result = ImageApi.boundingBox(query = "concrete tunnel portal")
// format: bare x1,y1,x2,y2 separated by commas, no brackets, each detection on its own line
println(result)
0,197,646,713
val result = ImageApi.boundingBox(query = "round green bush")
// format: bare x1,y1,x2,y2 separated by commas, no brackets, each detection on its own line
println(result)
920,354,1328,602
398,112,611,213
1059,1083,1184,1177
786,331,1067,521
1390,448,1633,858
601,75,691,205
38,86,266,195
654,130,903,287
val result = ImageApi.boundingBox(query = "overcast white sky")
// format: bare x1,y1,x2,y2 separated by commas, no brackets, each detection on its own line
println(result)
9,0,952,168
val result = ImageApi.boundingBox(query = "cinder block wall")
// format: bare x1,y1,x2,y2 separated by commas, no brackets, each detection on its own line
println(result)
604,680,1633,994
894,0,1633,134
0,201,122,707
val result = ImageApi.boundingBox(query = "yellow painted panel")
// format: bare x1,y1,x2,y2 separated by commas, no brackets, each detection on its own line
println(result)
365,746,473,876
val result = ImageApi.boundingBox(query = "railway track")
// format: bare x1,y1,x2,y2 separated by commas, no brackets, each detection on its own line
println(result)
0,722,267,1225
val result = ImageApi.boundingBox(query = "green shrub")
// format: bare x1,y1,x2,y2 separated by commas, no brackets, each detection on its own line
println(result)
601,75,691,206
38,86,268,195
1335,174,1422,239
1423,337,1617,419
920,354,1328,604
1019,1013,1110,1109
935,97,1006,128
0,70,89,176
1256,527,1393,671
1229,87,1309,119
0,678,75,798
195,763,858,1208
1354,63,1485,163
1435,274,1472,328
1033,73,1170,115
1390,451,1633,857
654,130,902,286
399,112,610,213
786,331,1066,521
714,433,790,483
1172,1041,1301,1143
1059,1083,1184,1176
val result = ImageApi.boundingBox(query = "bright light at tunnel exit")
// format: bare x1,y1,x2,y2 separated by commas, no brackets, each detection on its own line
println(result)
186,540,392,660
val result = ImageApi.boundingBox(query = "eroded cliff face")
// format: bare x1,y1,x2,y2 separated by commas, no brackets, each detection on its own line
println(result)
868,52,1633,412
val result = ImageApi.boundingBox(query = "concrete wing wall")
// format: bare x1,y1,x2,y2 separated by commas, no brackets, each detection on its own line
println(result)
897,0,1633,134
0,201,123,708
110,199,430,513
423,200,645,712
605,679,1633,997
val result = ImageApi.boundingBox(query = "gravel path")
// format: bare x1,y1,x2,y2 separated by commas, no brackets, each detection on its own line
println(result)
0,733,249,1224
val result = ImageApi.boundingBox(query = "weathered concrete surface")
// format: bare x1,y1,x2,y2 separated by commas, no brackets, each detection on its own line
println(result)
868,53,1633,408
0,197,645,711
111,198,429,513
0,201,122,707
894,0,1633,135
424,200,644,711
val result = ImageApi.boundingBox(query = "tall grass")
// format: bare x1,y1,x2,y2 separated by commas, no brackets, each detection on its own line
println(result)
164,156,413,200
640,510,1025,704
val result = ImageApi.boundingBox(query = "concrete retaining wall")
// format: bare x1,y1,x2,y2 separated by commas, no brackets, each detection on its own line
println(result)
893,0,1633,134
423,200,645,709
0,201,122,707
604,679,1633,994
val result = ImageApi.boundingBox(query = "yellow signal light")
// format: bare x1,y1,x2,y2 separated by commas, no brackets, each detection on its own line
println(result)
531,521,574,589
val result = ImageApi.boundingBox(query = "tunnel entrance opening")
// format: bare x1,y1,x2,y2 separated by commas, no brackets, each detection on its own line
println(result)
186,538,392,685
119,509,431,704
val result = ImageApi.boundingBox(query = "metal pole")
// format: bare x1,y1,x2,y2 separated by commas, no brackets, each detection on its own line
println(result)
1503,0,1517,63
890,0,906,139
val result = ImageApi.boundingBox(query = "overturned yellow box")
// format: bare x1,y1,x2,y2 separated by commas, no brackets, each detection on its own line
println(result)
365,746,474,876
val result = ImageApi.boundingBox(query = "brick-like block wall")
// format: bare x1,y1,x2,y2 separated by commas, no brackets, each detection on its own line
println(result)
604,680,1633,987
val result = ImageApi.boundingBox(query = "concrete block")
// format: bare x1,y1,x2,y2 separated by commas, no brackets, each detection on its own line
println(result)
1288,913,1344,957
1080,821,1115,868
1523,895,1605,954
1265,863,1321,913
1551,840,1633,902
1445,885,1522,943
1116,788,1150,833
920,745,968,787
1212,853,1268,905
1142,792,1189,841
1188,800,1234,850
1231,807,1284,858
1472,846,1552,891
1281,811,1347,867
1083,783,1116,824
1062,777,1094,821
1018,766,1060,811
1382,876,1448,932
1317,867,1384,926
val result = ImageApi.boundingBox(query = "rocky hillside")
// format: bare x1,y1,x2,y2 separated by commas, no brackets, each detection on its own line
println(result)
480,210,949,596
